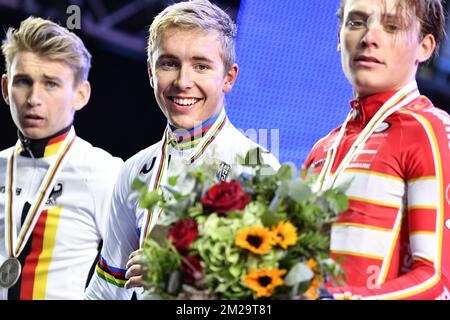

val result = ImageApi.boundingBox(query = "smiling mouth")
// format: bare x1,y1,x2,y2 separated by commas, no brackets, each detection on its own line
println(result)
168,96,202,107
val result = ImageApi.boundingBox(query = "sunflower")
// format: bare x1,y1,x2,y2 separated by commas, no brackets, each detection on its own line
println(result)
235,227,275,254
306,258,318,272
303,276,320,300
243,268,287,298
271,221,298,249
303,259,320,300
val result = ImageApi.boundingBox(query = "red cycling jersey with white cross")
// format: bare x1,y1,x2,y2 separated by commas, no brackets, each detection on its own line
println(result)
304,89,450,300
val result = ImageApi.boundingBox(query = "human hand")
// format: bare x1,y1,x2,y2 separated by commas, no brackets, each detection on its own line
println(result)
125,249,144,289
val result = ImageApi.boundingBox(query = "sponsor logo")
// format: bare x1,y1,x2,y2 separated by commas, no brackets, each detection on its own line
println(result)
312,159,326,169
373,121,391,133
140,157,156,175
216,162,231,182
0,187,22,195
445,219,450,231
46,183,63,206
366,265,381,290
446,184,450,206
437,286,450,300
424,108,450,150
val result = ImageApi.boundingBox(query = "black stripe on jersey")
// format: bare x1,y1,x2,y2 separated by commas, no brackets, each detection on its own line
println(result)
8,202,33,300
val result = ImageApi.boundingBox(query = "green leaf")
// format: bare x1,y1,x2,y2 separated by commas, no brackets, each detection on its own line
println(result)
276,180,290,199
333,193,349,212
276,163,297,181
168,175,178,186
334,177,354,193
139,191,160,209
131,178,147,191
229,264,242,277
288,180,313,203
284,262,314,286
260,210,284,228
242,147,263,167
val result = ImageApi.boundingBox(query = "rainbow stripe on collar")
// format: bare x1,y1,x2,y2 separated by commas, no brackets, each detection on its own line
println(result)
167,112,221,150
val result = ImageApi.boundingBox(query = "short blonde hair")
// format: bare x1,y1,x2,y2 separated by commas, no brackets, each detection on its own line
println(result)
147,0,237,71
2,16,92,85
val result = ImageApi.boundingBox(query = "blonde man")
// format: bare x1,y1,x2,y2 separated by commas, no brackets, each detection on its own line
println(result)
304,0,450,299
85,0,280,300
0,17,123,299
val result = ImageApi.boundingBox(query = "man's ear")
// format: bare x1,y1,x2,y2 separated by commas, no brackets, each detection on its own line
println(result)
147,61,154,88
417,34,436,64
2,74,10,105
223,63,239,93
73,81,91,111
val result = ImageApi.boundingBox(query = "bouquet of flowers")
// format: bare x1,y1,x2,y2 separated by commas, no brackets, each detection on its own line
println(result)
132,149,348,300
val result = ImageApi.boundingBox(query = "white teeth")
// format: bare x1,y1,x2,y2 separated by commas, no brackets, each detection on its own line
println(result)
172,97,199,106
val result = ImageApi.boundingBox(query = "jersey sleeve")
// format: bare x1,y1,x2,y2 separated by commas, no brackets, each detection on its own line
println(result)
89,155,124,239
84,160,141,300
328,108,450,300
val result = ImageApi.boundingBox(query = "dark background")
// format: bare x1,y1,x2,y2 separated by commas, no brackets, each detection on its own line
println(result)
1,0,449,163
0,0,240,161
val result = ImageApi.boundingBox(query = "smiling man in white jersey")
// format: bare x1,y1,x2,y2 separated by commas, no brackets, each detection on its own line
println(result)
84,0,280,300
0,17,123,299
304,0,450,299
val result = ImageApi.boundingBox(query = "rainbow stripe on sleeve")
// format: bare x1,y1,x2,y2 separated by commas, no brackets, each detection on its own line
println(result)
96,255,127,288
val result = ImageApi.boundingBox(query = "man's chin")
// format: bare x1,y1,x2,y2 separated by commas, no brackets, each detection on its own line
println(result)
20,127,50,140
169,116,203,130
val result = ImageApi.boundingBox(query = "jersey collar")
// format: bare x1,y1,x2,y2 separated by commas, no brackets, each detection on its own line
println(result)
18,125,73,158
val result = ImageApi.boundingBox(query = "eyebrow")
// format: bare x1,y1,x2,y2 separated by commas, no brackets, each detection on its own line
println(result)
156,54,178,61
11,73,62,82
346,10,369,19
191,56,215,64
42,74,62,82
347,10,402,20
156,54,215,64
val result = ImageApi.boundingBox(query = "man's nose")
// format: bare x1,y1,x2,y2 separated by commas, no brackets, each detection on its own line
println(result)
361,19,382,48
27,85,43,106
174,67,194,89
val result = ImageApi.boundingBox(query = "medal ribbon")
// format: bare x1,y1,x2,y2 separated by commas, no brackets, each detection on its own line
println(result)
4,128,76,257
316,81,420,191
140,109,228,246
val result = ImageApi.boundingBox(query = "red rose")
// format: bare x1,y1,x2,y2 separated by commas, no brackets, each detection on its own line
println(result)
181,255,204,287
201,180,251,215
167,218,198,255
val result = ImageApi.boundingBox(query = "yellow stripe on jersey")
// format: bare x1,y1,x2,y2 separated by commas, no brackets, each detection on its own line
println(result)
33,207,62,299
408,205,437,210
332,250,384,261
345,169,404,182
348,196,400,208
369,110,443,299
333,222,392,233
377,209,403,285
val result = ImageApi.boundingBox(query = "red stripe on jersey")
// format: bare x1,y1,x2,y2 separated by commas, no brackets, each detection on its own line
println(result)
20,209,48,300
408,208,437,233
337,199,399,230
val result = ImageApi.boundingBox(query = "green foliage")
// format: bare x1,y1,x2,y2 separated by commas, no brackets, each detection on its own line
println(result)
136,148,350,300
141,239,181,298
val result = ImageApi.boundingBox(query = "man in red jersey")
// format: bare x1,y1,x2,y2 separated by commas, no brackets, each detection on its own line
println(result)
304,0,450,299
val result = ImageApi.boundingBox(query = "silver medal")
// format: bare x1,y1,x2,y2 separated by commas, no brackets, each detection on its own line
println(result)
0,258,21,288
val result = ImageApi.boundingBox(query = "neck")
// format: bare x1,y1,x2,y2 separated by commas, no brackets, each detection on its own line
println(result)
168,111,223,150
18,125,72,158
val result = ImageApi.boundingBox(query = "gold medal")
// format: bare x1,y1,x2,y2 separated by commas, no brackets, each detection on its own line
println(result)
0,258,21,288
